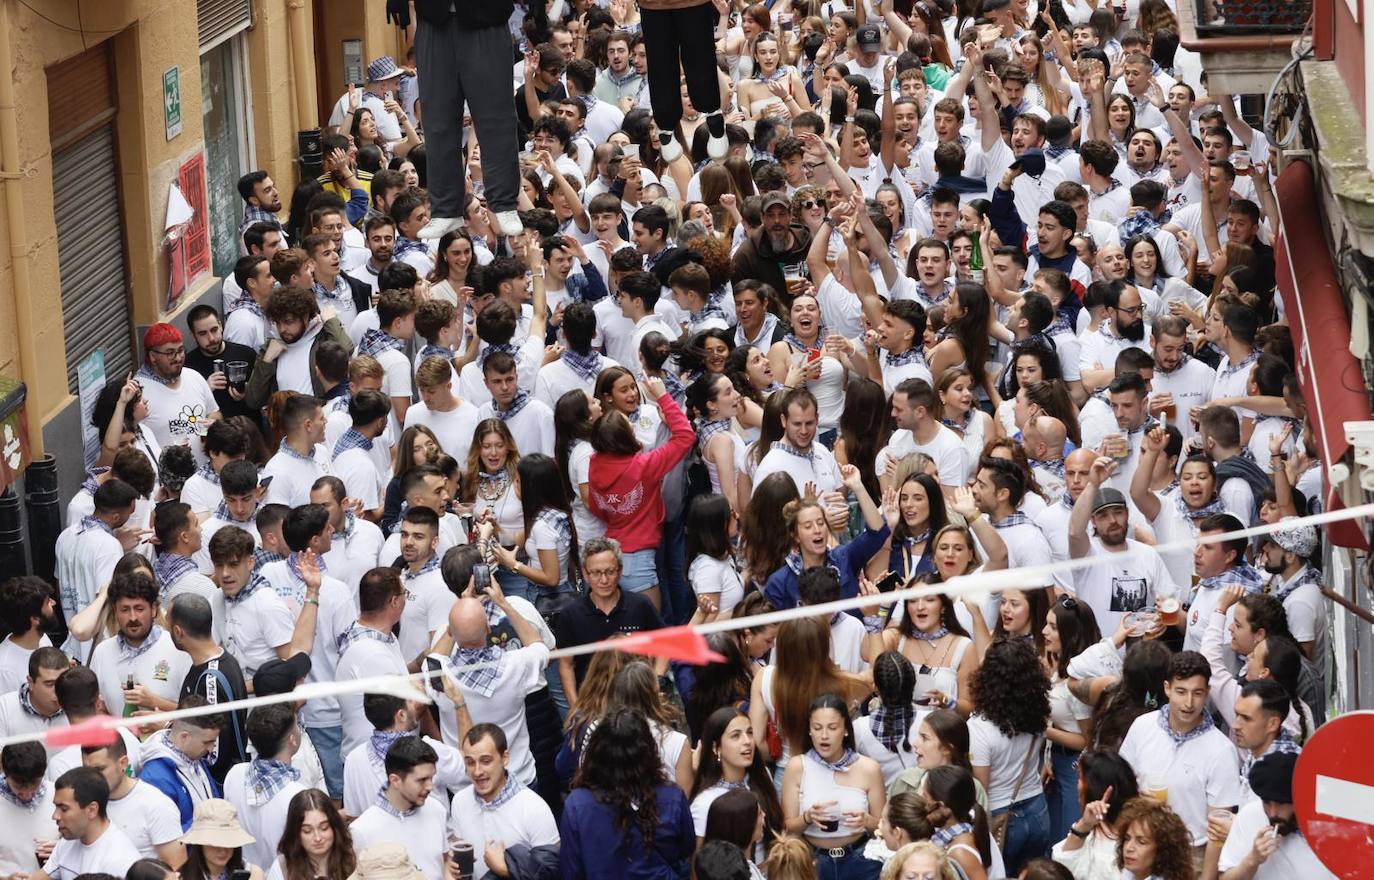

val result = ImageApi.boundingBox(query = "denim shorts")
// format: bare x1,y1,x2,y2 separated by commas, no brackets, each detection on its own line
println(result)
620,548,659,592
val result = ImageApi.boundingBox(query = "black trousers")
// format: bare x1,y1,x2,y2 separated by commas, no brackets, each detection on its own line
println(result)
638,2,722,136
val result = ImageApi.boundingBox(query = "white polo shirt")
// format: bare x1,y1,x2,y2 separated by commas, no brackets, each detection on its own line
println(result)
433,643,552,786
342,734,467,820
106,780,183,859
1218,799,1335,879
404,401,483,465
447,784,560,880
223,584,296,680
336,630,409,756
88,629,192,718
475,398,556,458
1119,710,1242,846
751,442,842,497
262,443,332,508
41,822,141,880
398,566,454,663
256,564,355,729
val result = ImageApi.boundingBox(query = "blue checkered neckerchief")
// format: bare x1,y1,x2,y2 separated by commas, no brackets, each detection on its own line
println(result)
254,548,284,572
373,785,421,818
232,295,266,318
477,342,518,371
1219,350,1260,381
805,749,859,772
1175,493,1226,522
452,645,504,698
81,467,109,496
886,345,926,367
333,428,374,457
276,439,319,464
226,573,266,606
153,553,198,594
771,440,815,462
1155,351,1192,376
784,550,840,581
194,463,221,486
535,508,572,549
783,326,825,355
992,513,1030,529
561,349,602,383
1032,457,1066,480
402,553,440,582
314,276,351,307
493,391,532,421
1047,310,1074,336
1240,732,1302,780
696,418,733,450
246,758,302,807
336,621,397,655
869,703,916,753
908,624,949,642
1059,492,1075,510
1275,565,1323,603
931,822,973,848
336,510,357,541
1157,704,1215,745
242,204,280,229
18,683,59,720
368,730,408,770
135,364,177,388
1198,564,1266,595
79,515,115,537
279,552,327,607
214,500,258,526
357,329,405,358
940,409,974,434
417,343,453,364
1119,208,1168,242
476,774,526,811
117,624,165,662
919,279,954,306
394,236,429,259
644,240,676,272
0,777,45,808
689,292,730,327
1127,416,1161,437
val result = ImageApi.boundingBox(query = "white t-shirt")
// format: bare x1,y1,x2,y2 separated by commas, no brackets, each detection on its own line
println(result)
0,783,57,875
137,371,218,466
751,443,842,497
223,761,306,869
332,444,390,511
1069,537,1177,636
179,470,224,516
524,512,574,587
89,629,192,718
447,785,561,880
404,401,483,466
106,780,184,859
688,555,744,615
0,634,50,696
1150,357,1216,447
433,643,551,786
398,568,454,663
374,348,414,403
567,440,605,550
42,823,141,880
1118,710,1242,845
876,425,969,488
336,632,409,755
322,517,386,591
475,398,556,458
1218,798,1336,879
968,714,1043,810
222,584,296,680
262,443,332,507
350,797,449,880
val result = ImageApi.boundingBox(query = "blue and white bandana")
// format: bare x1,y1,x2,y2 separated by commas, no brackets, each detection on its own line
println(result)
991,513,1030,529
394,236,430,259
886,346,926,368
476,775,526,812
0,777,45,807
117,624,165,662
561,350,602,383
194,464,221,486
336,622,398,655
1032,457,1066,480
696,418,733,451
313,276,351,307
805,749,859,772
153,553,198,594
246,758,302,807
1274,565,1323,603
416,343,454,364
368,729,408,770
275,440,319,464
214,500,258,526
79,515,115,537
333,429,374,457
402,554,441,582
1218,351,1260,381
1157,704,1215,745
357,329,405,358
135,364,177,388
477,342,518,371
1175,494,1226,522
226,573,266,606
452,645,504,698
493,391,532,421
374,785,420,818
1197,564,1266,595
18,683,59,720
771,440,815,462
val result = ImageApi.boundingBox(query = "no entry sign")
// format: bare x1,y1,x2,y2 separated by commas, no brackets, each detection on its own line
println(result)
1293,710,1374,878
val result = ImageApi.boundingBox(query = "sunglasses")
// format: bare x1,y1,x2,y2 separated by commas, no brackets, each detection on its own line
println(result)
800,199,828,210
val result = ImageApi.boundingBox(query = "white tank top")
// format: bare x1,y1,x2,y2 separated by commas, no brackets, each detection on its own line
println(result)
798,753,872,840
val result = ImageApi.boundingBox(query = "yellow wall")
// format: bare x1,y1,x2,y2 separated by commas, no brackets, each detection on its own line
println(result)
0,0,385,436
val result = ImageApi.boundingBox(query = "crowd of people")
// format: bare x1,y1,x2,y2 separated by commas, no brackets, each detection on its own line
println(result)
2,0,1342,879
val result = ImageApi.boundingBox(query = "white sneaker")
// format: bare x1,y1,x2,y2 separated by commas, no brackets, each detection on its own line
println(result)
416,216,463,239
495,210,524,237
659,133,683,163
706,116,728,160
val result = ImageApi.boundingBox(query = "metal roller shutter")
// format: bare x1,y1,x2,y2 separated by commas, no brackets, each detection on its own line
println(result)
54,127,133,394
198,0,253,51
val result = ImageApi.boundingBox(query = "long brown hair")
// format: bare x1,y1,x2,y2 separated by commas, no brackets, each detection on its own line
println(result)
771,617,864,755
1024,379,1082,447
460,419,520,502
278,789,355,880
394,424,441,478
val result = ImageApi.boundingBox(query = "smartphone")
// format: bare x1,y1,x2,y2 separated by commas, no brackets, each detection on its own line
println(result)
231,871,251,880
258,475,274,490
424,655,445,695
807,348,822,363
875,571,904,593
623,142,640,161
913,696,933,706
473,563,492,596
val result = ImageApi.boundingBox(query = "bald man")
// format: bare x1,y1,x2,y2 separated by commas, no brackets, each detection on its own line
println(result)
430,587,548,787
1024,416,1069,498
1034,448,1099,592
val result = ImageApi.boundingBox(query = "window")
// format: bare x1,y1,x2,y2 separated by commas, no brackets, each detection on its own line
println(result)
201,36,254,279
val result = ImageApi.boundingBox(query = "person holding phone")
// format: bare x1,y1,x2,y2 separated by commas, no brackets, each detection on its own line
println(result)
178,799,264,880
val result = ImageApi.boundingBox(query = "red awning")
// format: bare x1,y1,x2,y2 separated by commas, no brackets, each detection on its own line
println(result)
1274,161,1371,550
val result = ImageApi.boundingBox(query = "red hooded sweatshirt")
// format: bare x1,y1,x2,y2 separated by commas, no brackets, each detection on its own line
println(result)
587,393,695,553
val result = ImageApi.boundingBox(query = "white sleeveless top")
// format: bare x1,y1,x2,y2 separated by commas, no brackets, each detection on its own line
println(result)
897,633,972,716
473,479,523,544
703,430,749,496
798,752,872,840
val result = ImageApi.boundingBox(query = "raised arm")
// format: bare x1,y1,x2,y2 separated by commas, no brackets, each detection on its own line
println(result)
1070,457,1117,559
853,192,899,289
542,151,590,233
1085,65,1110,144
526,236,549,341
1130,426,1166,522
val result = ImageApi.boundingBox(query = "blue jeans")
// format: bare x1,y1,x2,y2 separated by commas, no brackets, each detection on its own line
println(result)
818,428,838,450
812,839,881,880
494,566,534,604
304,724,344,799
656,514,691,625
534,583,575,719
993,793,1051,876
1047,745,1083,843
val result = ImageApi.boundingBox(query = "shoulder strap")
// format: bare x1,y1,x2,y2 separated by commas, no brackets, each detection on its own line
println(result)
205,663,248,757
1007,734,1041,804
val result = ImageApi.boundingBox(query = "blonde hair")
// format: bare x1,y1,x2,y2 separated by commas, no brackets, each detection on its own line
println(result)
348,355,385,383
892,452,936,488
761,836,816,880
880,842,959,880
